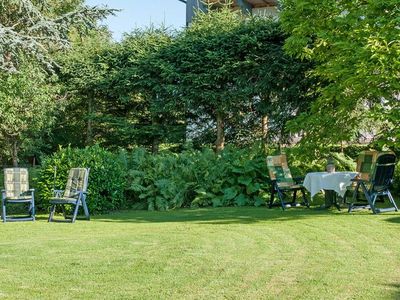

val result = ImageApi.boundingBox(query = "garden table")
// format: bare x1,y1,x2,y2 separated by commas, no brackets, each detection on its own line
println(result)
303,171,358,209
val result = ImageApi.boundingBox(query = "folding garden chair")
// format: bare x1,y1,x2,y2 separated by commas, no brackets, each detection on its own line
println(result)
343,150,378,204
266,154,309,210
348,152,398,214
48,168,90,223
1,168,35,222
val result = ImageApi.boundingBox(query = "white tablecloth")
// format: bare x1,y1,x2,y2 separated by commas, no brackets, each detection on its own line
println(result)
303,172,359,198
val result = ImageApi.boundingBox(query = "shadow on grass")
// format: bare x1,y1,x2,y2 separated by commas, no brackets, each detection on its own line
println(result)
384,216,400,224
92,206,370,225
384,283,400,299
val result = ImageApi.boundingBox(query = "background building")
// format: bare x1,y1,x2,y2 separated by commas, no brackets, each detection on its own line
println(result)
181,0,279,25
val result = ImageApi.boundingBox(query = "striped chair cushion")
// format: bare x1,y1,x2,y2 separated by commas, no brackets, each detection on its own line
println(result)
4,168,29,199
266,155,295,187
63,168,89,199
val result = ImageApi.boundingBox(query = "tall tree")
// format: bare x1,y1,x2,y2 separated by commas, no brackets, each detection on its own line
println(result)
54,30,114,149
103,27,185,153
56,27,185,152
0,63,56,166
160,7,313,150
0,0,115,72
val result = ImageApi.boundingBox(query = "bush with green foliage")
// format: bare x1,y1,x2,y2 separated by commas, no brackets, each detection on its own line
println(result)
126,143,400,211
34,144,399,213
126,145,270,211
36,145,127,213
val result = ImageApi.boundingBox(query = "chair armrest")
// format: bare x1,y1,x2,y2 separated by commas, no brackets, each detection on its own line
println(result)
293,177,304,184
53,189,64,197
351,178,368,183
21,189,35,196
69,190,87,199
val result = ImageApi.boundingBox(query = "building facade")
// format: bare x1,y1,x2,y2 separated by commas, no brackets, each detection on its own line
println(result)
184,0,279,25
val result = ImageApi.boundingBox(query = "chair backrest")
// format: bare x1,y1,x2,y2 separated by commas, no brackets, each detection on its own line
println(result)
3,168,29,198
266,154,294,187
370,152,396,191
63,168,90,199
356,150,379,181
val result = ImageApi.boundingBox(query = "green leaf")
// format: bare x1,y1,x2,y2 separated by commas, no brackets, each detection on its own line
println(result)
246,183,261,195
234,193,248,206
223,187,238,201
238,176,252,186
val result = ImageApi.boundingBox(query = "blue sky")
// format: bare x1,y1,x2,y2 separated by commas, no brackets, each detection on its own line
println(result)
85,0,186,40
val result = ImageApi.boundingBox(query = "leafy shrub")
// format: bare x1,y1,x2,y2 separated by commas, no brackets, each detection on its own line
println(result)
36,145,127,213
126,145,270,210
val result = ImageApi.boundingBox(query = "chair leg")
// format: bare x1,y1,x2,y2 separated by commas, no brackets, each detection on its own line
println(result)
2,198,6,223
292,190,297,204
29,201,35,221
369,194,378,214
301,188,309,208
48,204,56,222
348,203,353,213
61,205,67,219
277,190,286,210
358,181,377,214
82,197,90,220
32,193,35,221
348,184,359,212
71,202,80,223
269,189,275,209
387,191,398,212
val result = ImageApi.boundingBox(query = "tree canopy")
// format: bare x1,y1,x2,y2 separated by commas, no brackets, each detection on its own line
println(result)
0,63,57,165
158,7,314,150
0,0,115,72
281,0,400,149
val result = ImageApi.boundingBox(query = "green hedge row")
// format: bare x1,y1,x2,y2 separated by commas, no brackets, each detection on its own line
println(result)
31,144,400,213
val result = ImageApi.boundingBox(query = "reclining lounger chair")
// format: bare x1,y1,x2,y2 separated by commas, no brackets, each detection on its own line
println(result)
48,168,90,223
1,168,35,222
266,154,309,210
348,152,398,214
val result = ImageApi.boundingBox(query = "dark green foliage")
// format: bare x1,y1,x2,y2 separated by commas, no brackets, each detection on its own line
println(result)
158,10,314,148
126,145,270,211
36,145,126,213
32,144,399,213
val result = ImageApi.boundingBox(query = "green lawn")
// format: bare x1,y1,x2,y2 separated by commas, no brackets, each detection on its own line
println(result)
1,207,400,299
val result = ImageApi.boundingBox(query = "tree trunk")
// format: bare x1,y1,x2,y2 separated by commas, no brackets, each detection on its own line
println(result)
261,115,269,151
215,111,225,152
151,136,160,154
12,140,18,167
